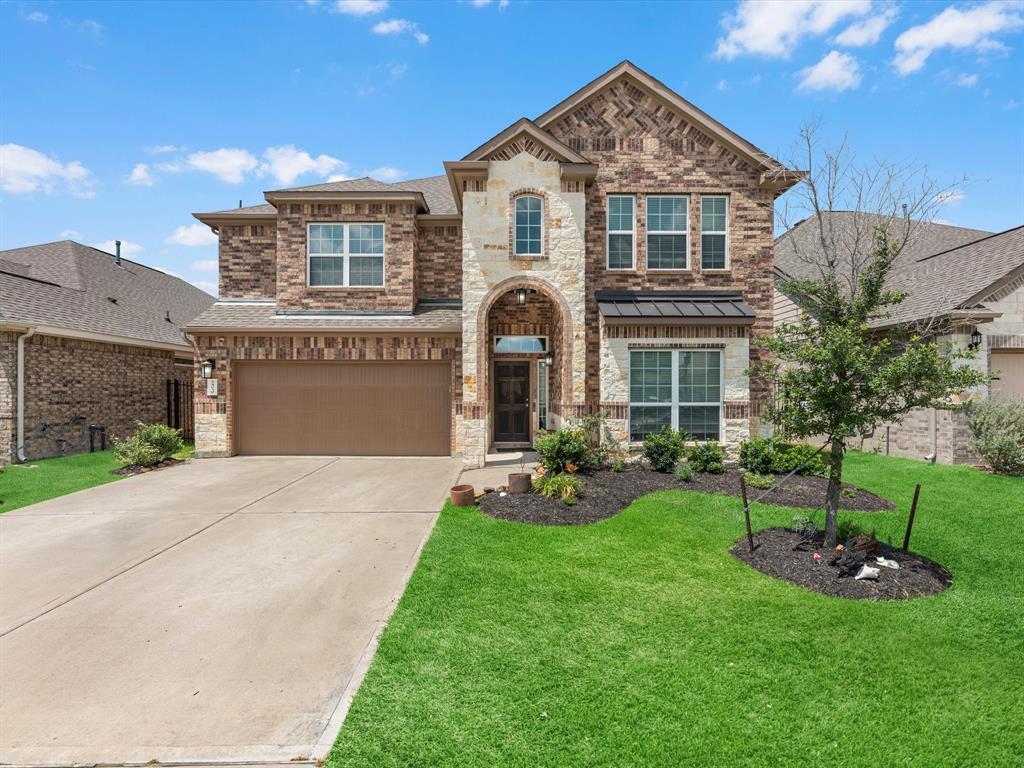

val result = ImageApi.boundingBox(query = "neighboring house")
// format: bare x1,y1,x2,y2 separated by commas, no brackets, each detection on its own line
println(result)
775,214,1024,464
0,240,215,463
186,61,801,467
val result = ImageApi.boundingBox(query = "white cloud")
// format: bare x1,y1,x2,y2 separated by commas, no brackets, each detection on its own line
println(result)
77,19,103,35
191,259,218,272
715,79,728,91
834,7,896,46
125,163,155,186
147,144,187,155
155,161,183,173
152,265,183,279
187,148,259,184
1005,98,1021,110
0,143,95,197
165,224,218,247
373,18,429,44
954,72,979,87
715,0,871,59
60,229,83,239
367,166,405,181
24,11,48,22
92,239,144,257
796,50,862,92
191,279,218,295
332,0,388,14
935,190,966,206
260,145,347,185
893,1,1024,75
328,172,353,182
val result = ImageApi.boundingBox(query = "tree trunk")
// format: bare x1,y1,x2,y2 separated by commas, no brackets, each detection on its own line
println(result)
823,439,845,548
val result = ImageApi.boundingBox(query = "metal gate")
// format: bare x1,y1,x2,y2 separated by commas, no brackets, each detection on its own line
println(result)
166,378,194,440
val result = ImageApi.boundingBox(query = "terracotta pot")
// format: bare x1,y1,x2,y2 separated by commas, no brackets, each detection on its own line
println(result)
450,484,475,506
508,472,532,494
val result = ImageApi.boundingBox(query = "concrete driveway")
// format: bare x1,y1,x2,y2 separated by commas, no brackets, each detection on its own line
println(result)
0,455,462,765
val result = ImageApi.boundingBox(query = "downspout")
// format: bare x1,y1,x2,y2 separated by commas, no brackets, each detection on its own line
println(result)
16,327,36,462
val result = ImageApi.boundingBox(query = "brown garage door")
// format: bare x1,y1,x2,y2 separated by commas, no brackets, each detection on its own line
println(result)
991,350,1024,400
234,361,451,456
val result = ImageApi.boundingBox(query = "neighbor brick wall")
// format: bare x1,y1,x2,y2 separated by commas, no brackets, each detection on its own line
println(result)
218,222,277,298
415,221,462,301
192,333,462,457
15,334,188,460
545,75,776,423
856,407,979,465
276,202,417,313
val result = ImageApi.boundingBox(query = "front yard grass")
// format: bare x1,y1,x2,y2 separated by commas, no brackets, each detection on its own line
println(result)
327,452,1023,767
0,442,194,513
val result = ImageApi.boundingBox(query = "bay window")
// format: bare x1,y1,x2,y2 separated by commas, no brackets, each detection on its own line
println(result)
308,222,385,287
629,349,722,442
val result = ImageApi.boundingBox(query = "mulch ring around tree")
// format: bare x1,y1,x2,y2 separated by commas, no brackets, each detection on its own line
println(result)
111,458,186,476
477,466,894,526
731,528,952,600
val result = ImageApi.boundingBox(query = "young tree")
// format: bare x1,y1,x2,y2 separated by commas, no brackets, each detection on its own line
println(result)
759,126,988,548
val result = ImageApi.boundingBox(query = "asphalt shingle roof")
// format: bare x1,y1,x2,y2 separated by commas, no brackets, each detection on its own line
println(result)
269,174,458,215
185,301,461,332
0,241,216,348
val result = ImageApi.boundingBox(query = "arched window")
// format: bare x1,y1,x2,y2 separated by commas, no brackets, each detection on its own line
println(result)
513,195,543,256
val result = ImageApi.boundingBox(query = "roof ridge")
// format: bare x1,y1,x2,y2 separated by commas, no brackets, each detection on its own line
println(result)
914,224,1024,264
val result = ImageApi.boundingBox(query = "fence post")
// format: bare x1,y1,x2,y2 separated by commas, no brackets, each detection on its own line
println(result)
739,471,754,554
902,483,922,552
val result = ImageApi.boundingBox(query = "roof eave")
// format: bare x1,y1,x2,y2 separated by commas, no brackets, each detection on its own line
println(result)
263,189,429,212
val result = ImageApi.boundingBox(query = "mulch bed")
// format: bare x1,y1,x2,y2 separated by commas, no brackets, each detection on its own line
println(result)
111,457,186,476
731,528,951,600
477,466,893,526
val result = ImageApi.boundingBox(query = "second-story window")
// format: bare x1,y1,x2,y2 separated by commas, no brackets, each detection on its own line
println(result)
607,195,635,270
514,196,543,256
646,195,689,270
308,223,384,287
701,196,728,270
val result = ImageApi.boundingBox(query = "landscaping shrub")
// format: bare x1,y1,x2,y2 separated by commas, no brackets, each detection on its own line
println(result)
738,437,776,474
968,400,1024,476
532,472,583,502
642,426,686,473
611,458,626,473
673,461,695,482
744,471,775,489
689,441,725,474
113,422,183,468
773,442,827,476
534,428,590,474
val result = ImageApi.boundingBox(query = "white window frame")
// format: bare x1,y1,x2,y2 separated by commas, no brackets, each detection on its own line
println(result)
513,195,544,257
627,348,724,443
493,335,548,353
606,194,636,271
646,194,689,271
700,195,729,271
307,222,385,288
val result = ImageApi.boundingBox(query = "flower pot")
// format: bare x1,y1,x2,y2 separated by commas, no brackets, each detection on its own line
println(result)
450,484,475,506
508,472,532,494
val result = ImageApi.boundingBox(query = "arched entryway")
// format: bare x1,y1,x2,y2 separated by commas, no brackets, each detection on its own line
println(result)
476,277,574,450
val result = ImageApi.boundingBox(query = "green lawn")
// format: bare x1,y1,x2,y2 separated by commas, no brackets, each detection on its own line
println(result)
0,442,194,513
327,452,1023,767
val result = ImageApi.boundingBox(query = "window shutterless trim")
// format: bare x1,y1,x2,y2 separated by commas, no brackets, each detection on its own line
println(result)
512,194,544,257
627,348,724,443
306,222,386,288
606,194,636,271
646,194,690,271
699,195,729,271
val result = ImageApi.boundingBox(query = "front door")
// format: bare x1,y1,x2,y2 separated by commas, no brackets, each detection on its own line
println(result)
494,362,530,443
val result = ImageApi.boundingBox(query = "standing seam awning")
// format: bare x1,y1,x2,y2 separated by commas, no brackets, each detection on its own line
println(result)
596,291,757,325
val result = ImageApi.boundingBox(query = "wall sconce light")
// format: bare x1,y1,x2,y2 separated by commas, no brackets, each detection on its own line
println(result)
544,354,554,367
516,288,527,305
201,358,216,379
969,329,983,351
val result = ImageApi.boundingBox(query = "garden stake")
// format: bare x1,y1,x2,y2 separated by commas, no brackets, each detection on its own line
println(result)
903,483,921,552
739,471,754,554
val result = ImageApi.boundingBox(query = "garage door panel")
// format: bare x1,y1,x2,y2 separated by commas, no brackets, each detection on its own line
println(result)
991,350,1024,400
235,362,451,456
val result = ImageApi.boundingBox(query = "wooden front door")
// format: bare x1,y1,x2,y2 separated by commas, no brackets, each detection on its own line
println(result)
494,362,531,443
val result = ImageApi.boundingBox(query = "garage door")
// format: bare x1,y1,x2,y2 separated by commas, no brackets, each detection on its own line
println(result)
234,361,451,456
991,350,1024,400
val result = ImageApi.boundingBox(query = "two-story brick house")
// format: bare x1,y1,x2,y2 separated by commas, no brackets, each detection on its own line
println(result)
186,61,800,467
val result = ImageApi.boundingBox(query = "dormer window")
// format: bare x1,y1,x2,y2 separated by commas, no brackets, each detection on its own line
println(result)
513,195,543,256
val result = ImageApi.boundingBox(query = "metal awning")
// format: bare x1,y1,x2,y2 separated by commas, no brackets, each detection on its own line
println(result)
596,291,757,325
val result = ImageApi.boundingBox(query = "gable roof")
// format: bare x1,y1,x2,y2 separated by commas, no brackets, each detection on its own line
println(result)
535,60,787,174
461,118,591,163
774,214,1024,328
0,240,215,350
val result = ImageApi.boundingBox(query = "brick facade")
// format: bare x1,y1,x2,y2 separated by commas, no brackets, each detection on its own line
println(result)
415,221,462,300
0,333,191,462
219,222,277,298
192,333,462,457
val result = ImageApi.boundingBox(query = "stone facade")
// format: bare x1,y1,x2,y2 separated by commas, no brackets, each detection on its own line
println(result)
192,332,461,458
219,222,277,298
0,332,191,462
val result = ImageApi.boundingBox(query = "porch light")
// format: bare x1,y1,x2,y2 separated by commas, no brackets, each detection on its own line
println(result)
201,358,216,379
544,354,553,367
969,329,983,350
516,288,527,305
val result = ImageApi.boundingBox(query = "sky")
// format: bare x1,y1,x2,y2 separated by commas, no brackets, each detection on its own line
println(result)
2,0,1022,296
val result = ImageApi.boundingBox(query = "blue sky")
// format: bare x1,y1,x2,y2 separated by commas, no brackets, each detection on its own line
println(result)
2,0,1022,295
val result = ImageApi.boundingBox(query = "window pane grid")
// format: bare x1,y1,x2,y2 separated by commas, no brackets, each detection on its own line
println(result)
701,196,728,270
307,223,384,287
629,349,722,442
607,195,635,269
647,196,688,269
514,196,543,255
